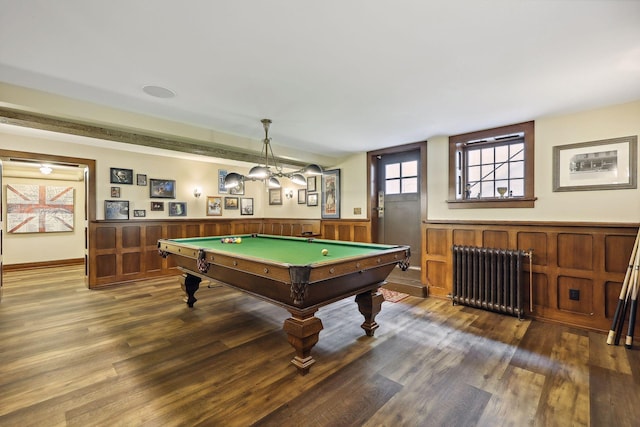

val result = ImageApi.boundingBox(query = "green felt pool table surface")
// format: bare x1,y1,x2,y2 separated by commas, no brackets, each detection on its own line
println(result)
168,234,400,265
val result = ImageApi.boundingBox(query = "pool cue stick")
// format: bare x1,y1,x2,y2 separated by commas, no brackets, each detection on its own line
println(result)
607,229,640,345
624,250,640,349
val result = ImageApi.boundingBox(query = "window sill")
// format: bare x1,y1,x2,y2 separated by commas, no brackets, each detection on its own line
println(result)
446,197,537,209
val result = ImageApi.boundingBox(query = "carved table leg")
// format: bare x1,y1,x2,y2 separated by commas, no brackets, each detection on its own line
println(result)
283,310,324,375
180,273,201,307
355,289,384,336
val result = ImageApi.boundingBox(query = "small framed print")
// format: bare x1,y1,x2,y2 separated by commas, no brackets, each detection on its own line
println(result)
307,176,317,192
207,196,222,216
150,179,176,198
269,188,282,205
105,200,129,220
224,196,239,210
110,187,121,198
321,169,340,219
136,174,147,186
240,197,254,215
110,168,134,185
169,202,187,217
307,193,318,206
133,209,146,217
298,189,306,204
150,201,164,211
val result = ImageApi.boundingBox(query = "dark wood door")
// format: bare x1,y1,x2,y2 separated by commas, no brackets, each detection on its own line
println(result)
376,150,421,268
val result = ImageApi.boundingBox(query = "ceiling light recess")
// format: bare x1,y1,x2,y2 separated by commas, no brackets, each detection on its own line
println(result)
224,119,323,191
142,85,176,98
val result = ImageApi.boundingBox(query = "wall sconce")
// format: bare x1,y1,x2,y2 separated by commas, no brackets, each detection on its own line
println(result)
285,189,294,199
193,187,202,198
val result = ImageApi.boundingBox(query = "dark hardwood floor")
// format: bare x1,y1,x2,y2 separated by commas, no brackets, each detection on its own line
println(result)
0,266,638,426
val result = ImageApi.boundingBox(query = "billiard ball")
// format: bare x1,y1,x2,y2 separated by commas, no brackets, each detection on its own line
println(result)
236,237,242,243
321,249,328,256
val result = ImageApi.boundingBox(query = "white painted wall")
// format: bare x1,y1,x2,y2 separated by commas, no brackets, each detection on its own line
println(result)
427,100,640,223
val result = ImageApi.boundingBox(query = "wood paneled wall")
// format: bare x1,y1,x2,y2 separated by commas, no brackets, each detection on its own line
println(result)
88,218,369,288
423,221,639,333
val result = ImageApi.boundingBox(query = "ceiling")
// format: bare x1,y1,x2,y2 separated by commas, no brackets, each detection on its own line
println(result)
1,0,639,159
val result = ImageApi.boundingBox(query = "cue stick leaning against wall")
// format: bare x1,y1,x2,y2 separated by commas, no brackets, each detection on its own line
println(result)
607,228,640,345
624,243,640,349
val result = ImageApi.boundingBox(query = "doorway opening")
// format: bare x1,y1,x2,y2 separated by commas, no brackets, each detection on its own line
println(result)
0,149,96,300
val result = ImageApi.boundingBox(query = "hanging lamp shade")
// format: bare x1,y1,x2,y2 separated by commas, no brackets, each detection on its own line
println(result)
224,172,244,189
302,163,323,176
247,165,269,179
268,176,281,188
290,173,307,186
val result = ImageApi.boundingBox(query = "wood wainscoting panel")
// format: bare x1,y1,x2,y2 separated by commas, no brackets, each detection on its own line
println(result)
453,229,477,246
483,229,509,249
557,233,593,271
517,231,548,265
426,227,448,256
557,276,594,315
95,226,116,249
122,226,141,248
423,221,638,334
605,234,637,273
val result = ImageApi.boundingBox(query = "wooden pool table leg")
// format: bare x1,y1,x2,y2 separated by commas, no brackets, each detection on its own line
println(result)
355,288,384,337
283,310,324,375
180,273,201,307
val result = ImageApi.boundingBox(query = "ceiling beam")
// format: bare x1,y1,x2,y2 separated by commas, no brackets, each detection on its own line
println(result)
0,107,311,169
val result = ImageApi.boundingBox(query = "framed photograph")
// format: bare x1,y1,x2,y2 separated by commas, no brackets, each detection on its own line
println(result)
150,201,164,211
269,188,282,205
137,174,147,186
307,176,317,192
169,202,187,217
553,136,637,192
218,169,228,193
110,168,134,185
207,196,222,216
110,187,121,198
298,189,307,204
133,209,146,217
321,169,340,218
150,179,176,198
224,196,239,210
307,193,318,207
240,197,254,215
104,200,129,220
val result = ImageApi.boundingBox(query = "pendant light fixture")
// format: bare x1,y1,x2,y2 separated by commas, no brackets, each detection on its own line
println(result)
224,119,323,190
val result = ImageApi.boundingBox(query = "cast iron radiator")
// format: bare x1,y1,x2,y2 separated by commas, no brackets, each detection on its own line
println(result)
452,245,527,319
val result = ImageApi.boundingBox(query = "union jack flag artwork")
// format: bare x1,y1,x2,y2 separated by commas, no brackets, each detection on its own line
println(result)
6,184,75,233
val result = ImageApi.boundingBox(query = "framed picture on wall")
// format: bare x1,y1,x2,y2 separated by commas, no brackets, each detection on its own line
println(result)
269,188,282,205
307,193,318,207
240,198,254,215
110,187,121,198
321,169,340,218
133,209,146,217
298,189,306,204
207,196,222,216
307,176,317,192
168,202,187,217
150,201,164,211
150,179,176,198
105,200,129,220
110,168,133,184
136,174,147,186
224,196,239,210
553,136,637,192
218,169,228,193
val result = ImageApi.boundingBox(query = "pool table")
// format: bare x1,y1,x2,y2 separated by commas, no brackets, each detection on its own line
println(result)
158,234,410,375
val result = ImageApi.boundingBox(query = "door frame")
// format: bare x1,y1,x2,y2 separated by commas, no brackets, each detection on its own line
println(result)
367,141,428,244
0,149,96,287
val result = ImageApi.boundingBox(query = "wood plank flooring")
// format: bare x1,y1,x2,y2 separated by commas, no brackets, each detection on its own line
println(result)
1,266,638,426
